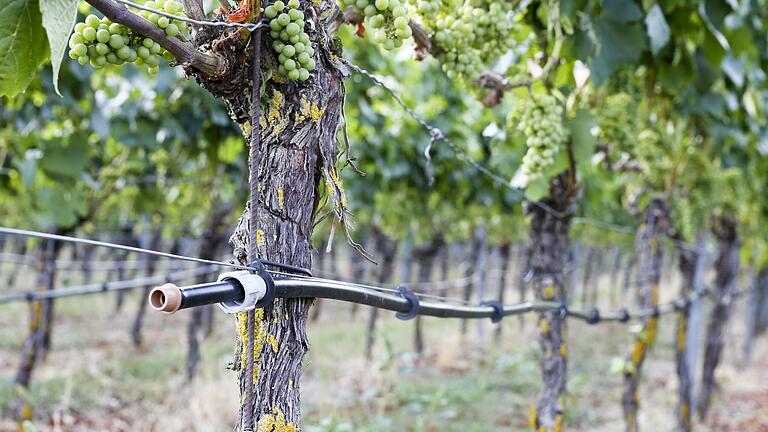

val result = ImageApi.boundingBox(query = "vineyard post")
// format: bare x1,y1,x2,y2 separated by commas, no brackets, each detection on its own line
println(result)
527,174,573,431
473,226,487,346
621,197,668,432
741,269,758,369
494,241,511,342
412,235,443,355
517,244,529,329
580,246,596,308
365,227,397,359
675,231,706,431
697,217,740,419
755,268,768,337
568,242,581,306
11,237,58,426
130,229,162,347
461,230,482,336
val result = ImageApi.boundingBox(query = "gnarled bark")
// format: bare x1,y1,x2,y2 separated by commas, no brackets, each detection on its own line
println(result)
697,217,739,420
622,197,668,432
528,174,573,432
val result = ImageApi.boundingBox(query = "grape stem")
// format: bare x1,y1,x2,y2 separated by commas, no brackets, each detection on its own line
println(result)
85,0,225,76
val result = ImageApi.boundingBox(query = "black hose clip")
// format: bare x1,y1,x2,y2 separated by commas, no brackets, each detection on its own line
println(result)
395,285,419,320
480,300,504,323
586,308,601,325
249,261,276,309
101,282,109,292
25,292,35,302
557,304,568,319
618,308,630,323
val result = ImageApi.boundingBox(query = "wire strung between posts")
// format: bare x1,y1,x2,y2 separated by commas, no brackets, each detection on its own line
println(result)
0,227,254,272
112,0,270,31
0,265,218,303
0,252,210,272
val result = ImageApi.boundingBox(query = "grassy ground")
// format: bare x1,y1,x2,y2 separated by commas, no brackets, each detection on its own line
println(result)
0,261,767,431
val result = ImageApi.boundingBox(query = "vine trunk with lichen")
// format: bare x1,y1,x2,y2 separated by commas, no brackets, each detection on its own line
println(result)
179,0,353,428
621,197,668,432
675,242,698,432
527,174,573,432
697,217,739,420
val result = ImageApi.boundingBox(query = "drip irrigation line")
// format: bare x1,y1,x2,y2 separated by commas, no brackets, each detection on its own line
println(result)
0,265,218,303
0,227,254,272
112,0,270,31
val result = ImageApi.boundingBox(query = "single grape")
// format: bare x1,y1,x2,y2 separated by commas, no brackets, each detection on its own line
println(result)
157,16,170,28
138,46,151,59
165,23,179,36
298,68,309,81
265,5,277,18
95,43,109,55
151,42,162,54
297,51,310,65
282,44,296,57
85,15,100,28
304,58,316,70
293,42,305,53
68,49,78,59
106,53,119,63
284,58,297,71
69,33,85,48
287,0,299,8
148,13,160,24
273,0,285,11
82,27,97,42
374,0,388,10
78,56,89,65
288,9,302,20
108,23,123,35
75,23,87,33
117,46,132,59
288,69,300,80
277,13,291,26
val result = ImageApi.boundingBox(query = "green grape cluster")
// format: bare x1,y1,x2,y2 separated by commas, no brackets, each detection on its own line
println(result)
266,0,316,81
413,0,516,81
339,0,413,50
507,94,568,185
68,1,188,74
598,92,637,152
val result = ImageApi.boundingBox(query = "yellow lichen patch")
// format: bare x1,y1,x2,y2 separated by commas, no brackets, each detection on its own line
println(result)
630,341,645,366
646,318,658,345
267,334,279,353
554,414,563,432
542,286,555,299
256,407,298,432
235,309,266,380
288,379,294,389
528,405,538,429
681,403,690,425
241,121,252,137
539,318,549,335
294,96,312,123
309,102,324,121
256,229,265,246
651,284,659,304
559,343,568,358
277,187,285,210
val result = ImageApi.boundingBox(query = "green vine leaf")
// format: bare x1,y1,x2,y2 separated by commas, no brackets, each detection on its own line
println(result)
0,0,49,97
39,0,79,96
645,4,670,56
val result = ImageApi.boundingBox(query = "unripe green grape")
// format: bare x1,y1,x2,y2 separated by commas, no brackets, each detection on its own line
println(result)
306,46,314,56
75,23,87,33
392,5,405,17
151,42,162,54
300,33,309,44
355,0,367,9
78,56,89,65
87,45,98,58
162,51,174,62
148,65,159,74
106,52,119,64
108,34,124,49
288,69,300,80
117,46,132,59
270,30,280,39
157,16,170,28
273,0,285,11
293,42,305,53
128,50,138,62
278,53,287,63
294,19,304,27
178,21,188,33
82,27,97,42
145,55,159,66
285,22,299,35
287,0,299,8
288,9,302,20
383,39,394,50
298,68,309,81
373,30,386,43
265,5,277,18
73,43,88,57
108,23,123,34
270,19,282,31
277,13,290,26
85,15,100,27
69,33,85,48
143,38,154,48
289,34,300,43
282,44,296,57
280,31,290,41
273,41,285,52
149,13,160,24
165,23,179,36
363,5,377,16
68,49,78,59
304,58,315,70
95,43,109,55
278,65,287,75
374,0,388,10
138,46,150,59
297,51,310,65
94,55,107,66
394,16,408,29
284,58,297,71
135,57,144,66
163,1,176,13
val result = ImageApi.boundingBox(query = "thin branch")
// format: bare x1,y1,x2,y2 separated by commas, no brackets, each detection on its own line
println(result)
86,0,224,76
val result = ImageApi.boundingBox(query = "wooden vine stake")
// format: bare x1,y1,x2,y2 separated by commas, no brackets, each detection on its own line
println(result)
527,174,573,432
621,197,668,432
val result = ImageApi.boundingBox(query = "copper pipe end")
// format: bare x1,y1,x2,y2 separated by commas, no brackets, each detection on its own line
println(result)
149,283,182,314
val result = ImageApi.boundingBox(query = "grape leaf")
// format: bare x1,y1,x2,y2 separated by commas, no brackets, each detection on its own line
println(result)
589,16,647,84
39,0,79,96
568,108,598,171
645,4,670,56
0,0,49,97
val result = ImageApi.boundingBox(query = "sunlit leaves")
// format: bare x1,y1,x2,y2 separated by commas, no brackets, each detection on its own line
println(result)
39,0,79,95
0,0,49,97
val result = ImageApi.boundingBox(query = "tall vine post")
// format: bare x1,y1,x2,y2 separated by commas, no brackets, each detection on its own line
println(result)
527,174,573,432
697,217,740,420
621,197,668,432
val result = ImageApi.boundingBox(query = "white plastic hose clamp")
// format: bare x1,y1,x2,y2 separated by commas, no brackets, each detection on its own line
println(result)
217,270,267,313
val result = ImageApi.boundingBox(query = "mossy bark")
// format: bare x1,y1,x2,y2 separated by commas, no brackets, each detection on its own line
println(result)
697,218,739,420
621,197,668,432
527,174,573,432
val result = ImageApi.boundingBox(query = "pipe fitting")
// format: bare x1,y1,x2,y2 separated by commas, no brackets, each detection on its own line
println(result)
217,270,267,313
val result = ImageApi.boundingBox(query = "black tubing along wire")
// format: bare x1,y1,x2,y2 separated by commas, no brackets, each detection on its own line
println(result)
0,226,748,325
